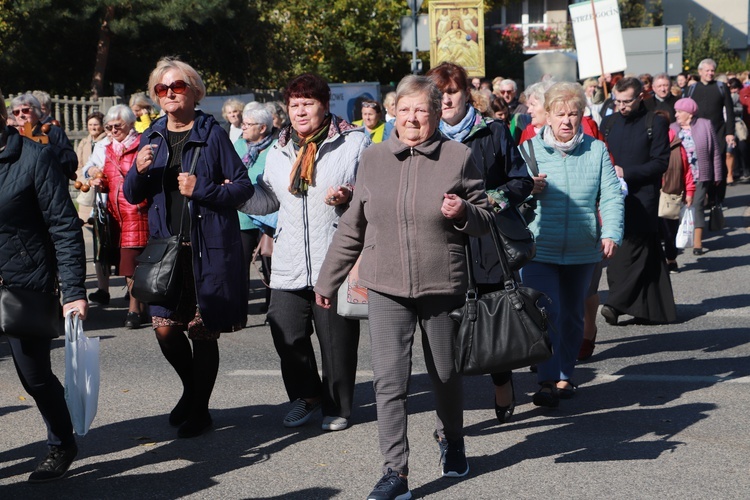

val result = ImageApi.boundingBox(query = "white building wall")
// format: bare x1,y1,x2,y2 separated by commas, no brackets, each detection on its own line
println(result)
662,0,749,51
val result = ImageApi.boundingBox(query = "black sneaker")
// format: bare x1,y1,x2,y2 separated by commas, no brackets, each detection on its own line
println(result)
28,443,78,483
436,435,469,478
367,469,411,500
124,311,141,329
88,289,110,305
282,398,321,428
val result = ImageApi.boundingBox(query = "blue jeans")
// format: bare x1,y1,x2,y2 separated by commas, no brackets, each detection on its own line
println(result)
521,261,596,384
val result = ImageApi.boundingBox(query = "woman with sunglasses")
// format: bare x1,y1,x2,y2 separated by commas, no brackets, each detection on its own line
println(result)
426,62,533,425
353,99,386,143
87,105,148,329
9,93,78,179
124,57,254,438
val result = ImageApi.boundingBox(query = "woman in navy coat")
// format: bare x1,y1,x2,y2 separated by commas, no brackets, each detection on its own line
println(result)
124,58,254,438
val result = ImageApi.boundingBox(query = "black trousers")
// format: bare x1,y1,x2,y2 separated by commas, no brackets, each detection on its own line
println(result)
5,335,74,448
267,288,360,418
240,229,271,305
660,217,680,261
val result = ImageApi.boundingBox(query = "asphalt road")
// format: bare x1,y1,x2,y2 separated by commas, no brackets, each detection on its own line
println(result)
2,184,749,499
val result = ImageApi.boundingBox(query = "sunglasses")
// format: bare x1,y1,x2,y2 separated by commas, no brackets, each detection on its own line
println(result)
105,123,125,131
12,107,32,116
154,80,189,98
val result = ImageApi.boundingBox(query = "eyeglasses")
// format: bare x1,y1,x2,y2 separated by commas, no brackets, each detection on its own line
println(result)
12,107,32,116
105,123,125,131
498,90,514,95
154,80,190,98
614,97,638,105
241,122,259,128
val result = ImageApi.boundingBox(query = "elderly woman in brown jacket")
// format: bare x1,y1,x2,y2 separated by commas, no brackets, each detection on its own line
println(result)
315,75,492,500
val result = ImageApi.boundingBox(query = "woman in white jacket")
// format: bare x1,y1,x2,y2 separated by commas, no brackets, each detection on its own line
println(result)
240,73,370,432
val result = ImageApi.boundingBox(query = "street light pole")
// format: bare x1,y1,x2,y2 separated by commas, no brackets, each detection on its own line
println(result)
407,0,424,74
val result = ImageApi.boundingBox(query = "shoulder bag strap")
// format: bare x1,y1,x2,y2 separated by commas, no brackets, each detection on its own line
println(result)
177,146,202,239
518,140,538,176
462,238,478,320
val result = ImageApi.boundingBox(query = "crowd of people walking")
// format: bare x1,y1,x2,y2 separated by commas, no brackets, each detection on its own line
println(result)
1,54,746,499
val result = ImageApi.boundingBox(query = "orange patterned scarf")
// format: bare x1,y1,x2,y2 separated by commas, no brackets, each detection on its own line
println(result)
288,115,331,195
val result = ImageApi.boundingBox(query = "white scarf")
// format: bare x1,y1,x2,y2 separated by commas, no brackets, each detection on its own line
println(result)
542,125,584,154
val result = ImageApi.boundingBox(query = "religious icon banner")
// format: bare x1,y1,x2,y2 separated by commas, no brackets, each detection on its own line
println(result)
429,0,485,77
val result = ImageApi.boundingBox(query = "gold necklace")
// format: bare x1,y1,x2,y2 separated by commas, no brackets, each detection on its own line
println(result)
169,130,190,148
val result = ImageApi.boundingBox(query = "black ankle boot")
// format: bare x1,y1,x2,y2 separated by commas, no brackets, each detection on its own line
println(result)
177,411,212,438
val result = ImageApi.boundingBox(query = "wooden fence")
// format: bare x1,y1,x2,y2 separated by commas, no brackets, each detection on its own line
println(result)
7,93,123,147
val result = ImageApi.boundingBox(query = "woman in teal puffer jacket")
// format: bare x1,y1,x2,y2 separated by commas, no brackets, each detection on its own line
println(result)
520,82,624,409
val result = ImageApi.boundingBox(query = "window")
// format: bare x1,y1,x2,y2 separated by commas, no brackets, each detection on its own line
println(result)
505,2,522,24
528,0,545,24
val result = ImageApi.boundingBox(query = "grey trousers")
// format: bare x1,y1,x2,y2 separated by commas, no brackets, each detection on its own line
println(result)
368,290,465,476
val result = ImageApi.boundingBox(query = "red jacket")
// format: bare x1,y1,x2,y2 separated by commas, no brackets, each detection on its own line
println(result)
100,137,149,248
740,85,750,129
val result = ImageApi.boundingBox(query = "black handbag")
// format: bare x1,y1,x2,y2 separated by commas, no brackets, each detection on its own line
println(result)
708,204,725,232
0,276,61,339
450,223,552,376
131,146,201,305
493,206,535,272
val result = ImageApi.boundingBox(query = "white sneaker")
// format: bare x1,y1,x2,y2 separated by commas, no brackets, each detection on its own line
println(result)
321,416,349,431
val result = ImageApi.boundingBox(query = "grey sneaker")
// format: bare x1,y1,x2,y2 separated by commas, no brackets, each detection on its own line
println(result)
283,398,321,428
437,435,469,478
321,416,349,431
367,469,412,500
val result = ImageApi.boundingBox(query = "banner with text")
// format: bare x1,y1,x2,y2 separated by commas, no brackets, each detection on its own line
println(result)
569,0,626,79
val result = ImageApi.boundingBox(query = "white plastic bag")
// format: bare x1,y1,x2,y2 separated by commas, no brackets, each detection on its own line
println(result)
676,205,695,249
64,310,100,436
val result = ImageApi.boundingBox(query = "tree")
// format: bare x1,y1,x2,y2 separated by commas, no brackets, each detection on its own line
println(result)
618,0,662,29
0,0,416,96
682,15,743,74
258,0,412,86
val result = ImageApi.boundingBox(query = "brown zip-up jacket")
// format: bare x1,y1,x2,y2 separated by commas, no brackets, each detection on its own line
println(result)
314,130,492,299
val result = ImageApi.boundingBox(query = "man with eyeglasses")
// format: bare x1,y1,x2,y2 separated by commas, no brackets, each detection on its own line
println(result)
644,73,679,123
9,93,77,179
599,77,676,326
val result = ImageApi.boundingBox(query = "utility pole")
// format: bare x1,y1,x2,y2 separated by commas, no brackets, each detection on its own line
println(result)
407,0,424,74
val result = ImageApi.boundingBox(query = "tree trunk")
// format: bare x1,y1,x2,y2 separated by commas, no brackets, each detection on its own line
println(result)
90,6,115,99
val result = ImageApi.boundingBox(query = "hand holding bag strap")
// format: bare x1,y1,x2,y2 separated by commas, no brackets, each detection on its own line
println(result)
176,146,202,240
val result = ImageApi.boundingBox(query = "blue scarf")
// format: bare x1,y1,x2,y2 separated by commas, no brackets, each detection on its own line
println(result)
439,105,477,143
242,133,274,167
